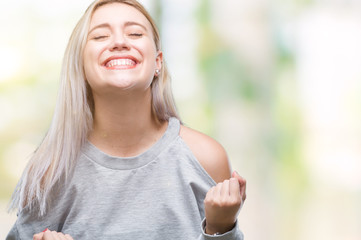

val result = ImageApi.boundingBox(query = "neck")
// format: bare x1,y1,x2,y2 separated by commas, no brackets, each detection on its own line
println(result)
88,90,167,157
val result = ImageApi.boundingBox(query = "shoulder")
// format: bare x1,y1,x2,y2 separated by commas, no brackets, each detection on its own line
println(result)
179,125,231,183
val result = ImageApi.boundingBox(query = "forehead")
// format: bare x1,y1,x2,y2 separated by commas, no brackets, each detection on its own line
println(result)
90,3,151,30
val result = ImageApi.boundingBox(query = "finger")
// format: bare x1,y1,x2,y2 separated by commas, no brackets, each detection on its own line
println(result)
64,234,74,240
214,182,222,198
44,231,61,240
240,179,246,202
42,231,51,240
52,231,62,240
238,177,247,202
229,178,240,198
54,234,64,240
220,179,230,197
33,232,44,240
55,233,66,240
58,233,69,240
205,185,215,200
204,185,216,206
232,171,247,201
232,170,244,181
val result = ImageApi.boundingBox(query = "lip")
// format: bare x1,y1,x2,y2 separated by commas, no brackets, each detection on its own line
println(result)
102,55,139,67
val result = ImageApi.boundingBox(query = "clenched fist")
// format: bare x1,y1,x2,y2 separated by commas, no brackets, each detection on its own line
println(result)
204,171,246,235
33,229,74,240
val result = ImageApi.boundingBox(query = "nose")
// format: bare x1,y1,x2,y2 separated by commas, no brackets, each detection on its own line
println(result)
109,33,130,51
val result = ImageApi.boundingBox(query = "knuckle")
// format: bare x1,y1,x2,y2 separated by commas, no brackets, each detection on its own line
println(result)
228,199,237,207
218,196,233,207
214,199,224,207
231,196,242,205
204,196,216,205
218,198,227,207
65,234,74,240
228,198,237,205
211,198,220,206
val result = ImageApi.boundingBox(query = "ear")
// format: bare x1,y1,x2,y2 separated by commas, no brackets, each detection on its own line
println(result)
155,50,163,72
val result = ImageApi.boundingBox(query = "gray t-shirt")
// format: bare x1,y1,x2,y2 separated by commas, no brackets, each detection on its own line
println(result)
7,118,244,240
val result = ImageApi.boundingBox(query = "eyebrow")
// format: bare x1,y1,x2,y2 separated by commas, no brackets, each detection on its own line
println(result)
124,21,147,31
88,21,147,35
88,23,110,35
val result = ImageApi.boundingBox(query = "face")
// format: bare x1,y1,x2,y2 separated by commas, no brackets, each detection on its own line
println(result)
83,3,162,96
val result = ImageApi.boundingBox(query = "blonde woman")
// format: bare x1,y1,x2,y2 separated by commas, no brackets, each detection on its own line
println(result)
7,0,247,239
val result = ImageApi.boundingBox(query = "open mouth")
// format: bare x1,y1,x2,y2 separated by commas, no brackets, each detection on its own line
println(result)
103,57,138,70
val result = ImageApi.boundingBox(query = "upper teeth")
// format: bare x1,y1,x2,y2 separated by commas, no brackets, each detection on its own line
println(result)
106,59,136,67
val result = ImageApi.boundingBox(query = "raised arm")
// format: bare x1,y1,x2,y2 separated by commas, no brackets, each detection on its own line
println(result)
180,125,247,239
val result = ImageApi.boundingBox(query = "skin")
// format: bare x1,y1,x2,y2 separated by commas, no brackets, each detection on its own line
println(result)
33,230,73,240
33,3,246,239
84,3,165,157
180,126,247,234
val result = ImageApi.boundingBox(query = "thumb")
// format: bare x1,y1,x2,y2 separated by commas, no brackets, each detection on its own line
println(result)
232,171,244,182
33,232,44,240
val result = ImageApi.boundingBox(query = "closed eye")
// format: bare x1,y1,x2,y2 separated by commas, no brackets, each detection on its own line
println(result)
93,35,108,40
129,33,143,37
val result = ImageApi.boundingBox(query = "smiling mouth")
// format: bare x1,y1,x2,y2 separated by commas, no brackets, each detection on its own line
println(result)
105,58,137,69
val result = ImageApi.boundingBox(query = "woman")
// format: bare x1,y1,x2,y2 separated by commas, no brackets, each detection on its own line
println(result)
7,0,246,239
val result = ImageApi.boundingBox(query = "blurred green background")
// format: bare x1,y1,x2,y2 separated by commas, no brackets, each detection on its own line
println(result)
1,0,361,239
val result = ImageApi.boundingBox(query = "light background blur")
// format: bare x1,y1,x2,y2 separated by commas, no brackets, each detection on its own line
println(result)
1,0,361,239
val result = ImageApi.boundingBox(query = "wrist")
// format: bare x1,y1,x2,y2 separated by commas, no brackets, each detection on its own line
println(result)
205,220,236,235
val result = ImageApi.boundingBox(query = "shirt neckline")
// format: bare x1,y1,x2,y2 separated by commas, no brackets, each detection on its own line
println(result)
81,117,180,170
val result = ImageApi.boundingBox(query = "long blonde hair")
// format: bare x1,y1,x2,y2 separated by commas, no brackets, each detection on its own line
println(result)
9,0,180,215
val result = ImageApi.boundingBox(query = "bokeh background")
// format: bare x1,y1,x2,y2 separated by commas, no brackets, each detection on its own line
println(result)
1,0,361,239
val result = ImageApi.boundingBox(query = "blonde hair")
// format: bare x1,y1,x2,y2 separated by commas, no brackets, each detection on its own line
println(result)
9,0,180,215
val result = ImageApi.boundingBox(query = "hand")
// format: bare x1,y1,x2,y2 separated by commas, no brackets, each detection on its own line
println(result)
204,171,246,235
33,229,74,240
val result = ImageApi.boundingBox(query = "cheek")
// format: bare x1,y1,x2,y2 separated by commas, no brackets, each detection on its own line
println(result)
143,46,158,68
83,58,92,81
83,45,99,78
136,40,157,58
